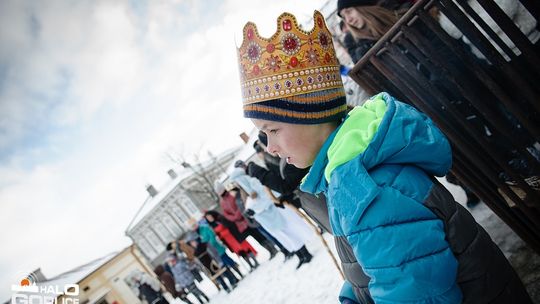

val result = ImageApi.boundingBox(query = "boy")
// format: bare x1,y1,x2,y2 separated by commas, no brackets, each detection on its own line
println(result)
235,10,532,303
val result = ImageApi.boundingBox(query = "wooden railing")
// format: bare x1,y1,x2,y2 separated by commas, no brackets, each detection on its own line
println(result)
349,0,540,253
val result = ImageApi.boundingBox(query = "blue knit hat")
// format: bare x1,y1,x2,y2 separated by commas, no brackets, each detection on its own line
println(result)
243,88,347,124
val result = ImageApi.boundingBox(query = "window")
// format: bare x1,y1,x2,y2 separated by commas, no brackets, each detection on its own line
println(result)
171,202,189,223
144,230,164,255
162,214,183,237
137,237,157,259
180,197,201,217
152,221,172,243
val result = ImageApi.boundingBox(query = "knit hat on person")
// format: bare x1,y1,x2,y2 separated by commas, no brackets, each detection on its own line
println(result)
337,0,379,16
236,11,347,124
213,180,226,196
234,160,246,168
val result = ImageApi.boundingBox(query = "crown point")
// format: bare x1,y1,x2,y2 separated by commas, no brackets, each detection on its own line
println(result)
282,19,292,31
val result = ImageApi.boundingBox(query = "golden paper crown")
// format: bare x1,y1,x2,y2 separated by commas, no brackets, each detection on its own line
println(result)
237,11,343,105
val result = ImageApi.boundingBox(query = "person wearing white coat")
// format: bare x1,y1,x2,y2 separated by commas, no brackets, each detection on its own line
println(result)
229,167,314,269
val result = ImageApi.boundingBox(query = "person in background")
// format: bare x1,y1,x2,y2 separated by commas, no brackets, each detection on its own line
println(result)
166,240,205,283
214,180,282,259
230,165,314,269
134,272,169,304
187,235,239,293
338,0,411,59
154,264,193,304
204,209,260,271
167,254,209,304
195,217,245,280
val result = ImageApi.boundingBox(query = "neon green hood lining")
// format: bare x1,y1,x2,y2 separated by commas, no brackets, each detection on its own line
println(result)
325,94,387,181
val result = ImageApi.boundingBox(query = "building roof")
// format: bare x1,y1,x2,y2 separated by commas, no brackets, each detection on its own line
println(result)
35,250,121,296
126,167,193,233
126,146,241,233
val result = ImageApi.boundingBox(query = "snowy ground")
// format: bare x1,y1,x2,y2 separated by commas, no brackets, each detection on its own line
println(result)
166,178,540,304
176,232,343,304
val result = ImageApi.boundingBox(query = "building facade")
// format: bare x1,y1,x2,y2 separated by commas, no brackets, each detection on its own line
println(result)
126,148,238,265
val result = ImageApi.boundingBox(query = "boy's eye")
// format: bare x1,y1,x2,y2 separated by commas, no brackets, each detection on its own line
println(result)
269,129,278,134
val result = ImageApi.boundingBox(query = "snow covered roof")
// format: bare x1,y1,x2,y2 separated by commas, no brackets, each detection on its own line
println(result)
37,250,120,292
127,167,193,232
127,146,241,233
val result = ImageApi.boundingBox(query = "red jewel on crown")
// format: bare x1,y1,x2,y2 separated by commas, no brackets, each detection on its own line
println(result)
324,53,331,63
290,56,298,68
252,65,260,75
282,33,301,55
283,19,292,31
319,32,330,49
247,27,254,40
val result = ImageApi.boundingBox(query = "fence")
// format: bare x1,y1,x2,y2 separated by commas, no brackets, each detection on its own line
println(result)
349,0,540,253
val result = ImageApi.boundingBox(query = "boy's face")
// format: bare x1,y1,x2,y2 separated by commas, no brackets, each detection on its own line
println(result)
251,118,334,168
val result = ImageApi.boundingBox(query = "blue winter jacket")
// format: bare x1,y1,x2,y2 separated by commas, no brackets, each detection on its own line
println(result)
301,93,462,303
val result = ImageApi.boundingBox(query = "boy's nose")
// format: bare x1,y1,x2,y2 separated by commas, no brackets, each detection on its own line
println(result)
266,140,279,156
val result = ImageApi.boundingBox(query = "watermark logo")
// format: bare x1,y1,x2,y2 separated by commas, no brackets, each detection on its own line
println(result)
10,272,79,304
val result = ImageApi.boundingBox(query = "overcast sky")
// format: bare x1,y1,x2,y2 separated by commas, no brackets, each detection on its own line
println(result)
0,0,328,299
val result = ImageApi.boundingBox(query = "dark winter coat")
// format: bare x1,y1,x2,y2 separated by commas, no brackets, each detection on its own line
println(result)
155,265,184,298
138,282,162,304
343,33,376,64
247,154,309,209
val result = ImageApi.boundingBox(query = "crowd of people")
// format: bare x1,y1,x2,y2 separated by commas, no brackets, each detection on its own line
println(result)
140,135,320,303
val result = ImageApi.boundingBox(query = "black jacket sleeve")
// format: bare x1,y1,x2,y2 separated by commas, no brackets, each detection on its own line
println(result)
247,162,297,194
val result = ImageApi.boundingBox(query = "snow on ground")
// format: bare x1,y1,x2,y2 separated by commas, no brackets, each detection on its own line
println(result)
173,232,343,304
166,177,540,304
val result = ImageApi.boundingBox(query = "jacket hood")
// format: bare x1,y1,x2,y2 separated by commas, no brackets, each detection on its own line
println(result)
326,92,452,181
301,92,452,195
